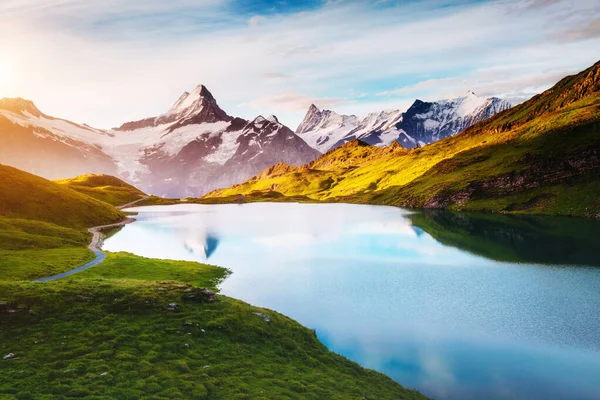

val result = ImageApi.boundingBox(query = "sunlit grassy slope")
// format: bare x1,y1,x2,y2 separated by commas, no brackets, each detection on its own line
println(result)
56,173,146,206
0,165,125,228
0,217,94,280
0,166,128,280
206,61,600,218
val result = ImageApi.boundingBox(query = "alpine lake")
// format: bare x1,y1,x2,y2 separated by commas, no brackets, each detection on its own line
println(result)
103,203,600,400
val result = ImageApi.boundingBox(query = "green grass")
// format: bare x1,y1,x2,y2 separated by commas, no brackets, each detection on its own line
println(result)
0,218,90,250
0,217,95,281
55,174,146,207
79,252,230,288
0,248,94,281
0,165,125,228
0,253,428,400
204,62,600,218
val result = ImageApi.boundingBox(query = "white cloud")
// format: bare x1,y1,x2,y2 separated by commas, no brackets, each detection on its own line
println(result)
248,15,266,28
376,67,573,105
0,0,598,129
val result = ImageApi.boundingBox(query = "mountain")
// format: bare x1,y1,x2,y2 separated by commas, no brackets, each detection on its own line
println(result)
395,92,511,148
0,86,320,197
206,60,600,219
296,105,403,153
296,105,360,152
0,164,124,228
295,92,510,153
0,98,118,180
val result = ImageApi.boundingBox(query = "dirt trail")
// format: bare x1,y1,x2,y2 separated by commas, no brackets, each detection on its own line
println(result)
34,196,148,283
116,195,150,210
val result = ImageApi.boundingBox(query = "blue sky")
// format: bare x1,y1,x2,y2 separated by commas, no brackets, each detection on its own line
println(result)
0,0,599,129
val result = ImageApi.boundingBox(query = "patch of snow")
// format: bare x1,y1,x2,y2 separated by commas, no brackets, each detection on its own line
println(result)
159,122,230,156
373,128,402,147
423,119,441,130
0,109,112,145
203,128,243,165
453,91,488,117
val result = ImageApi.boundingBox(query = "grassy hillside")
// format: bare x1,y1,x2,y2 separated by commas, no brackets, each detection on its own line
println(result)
0,252,427,399
0,217,95,281
56,174,146,207
0,165,125,228
205,61,600,218
0,166,128,280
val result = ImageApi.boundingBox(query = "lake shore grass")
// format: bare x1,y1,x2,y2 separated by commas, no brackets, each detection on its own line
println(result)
0,252,428,399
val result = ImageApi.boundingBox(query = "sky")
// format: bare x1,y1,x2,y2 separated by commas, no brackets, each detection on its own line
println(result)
0,0,599,129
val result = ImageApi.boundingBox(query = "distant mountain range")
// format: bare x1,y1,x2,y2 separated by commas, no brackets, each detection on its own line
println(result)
206,60,600,219
0,85,510,197
296,91,511,153
0,86,319,197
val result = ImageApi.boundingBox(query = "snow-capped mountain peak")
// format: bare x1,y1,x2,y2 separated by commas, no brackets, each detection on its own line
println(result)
395,93,511,148
164,84,227,123
168,84,215,115
452,91,489,117
297,105,358,134
295,104,362,152
116,84,232,131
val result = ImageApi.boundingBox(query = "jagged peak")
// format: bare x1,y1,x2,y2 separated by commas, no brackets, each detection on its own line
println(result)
195,84,215,101
308,103,320,113
168,84,215,115
252,115,267,124
117,84,230,130
266,114,279,123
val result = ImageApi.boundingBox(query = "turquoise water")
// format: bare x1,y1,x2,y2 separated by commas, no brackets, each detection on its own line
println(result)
103,203,600,400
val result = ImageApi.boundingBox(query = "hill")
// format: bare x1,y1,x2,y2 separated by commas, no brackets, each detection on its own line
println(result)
56,174,147,206
205,61,600,218
0,165,125,228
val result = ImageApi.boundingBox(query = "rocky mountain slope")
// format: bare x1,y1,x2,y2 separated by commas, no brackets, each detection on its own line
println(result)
0,86,320,197
296,92,510,152
206,61,600,218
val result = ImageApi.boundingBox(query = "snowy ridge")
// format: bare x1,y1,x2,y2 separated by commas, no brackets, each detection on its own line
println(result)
296,106,404,152
296,92,511,152
397,92,511,148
